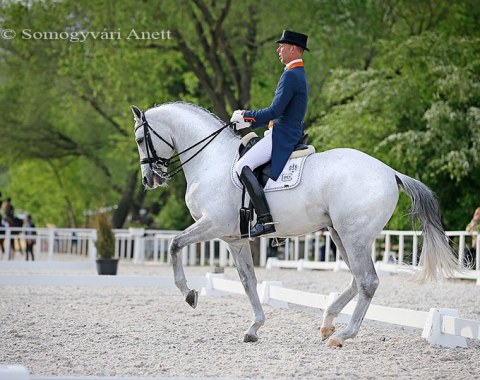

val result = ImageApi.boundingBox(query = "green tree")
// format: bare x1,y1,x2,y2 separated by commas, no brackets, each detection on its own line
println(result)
311,33,480,228
1,0,478,231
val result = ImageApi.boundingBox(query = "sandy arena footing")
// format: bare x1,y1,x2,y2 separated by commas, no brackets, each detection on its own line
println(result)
1,261,479,379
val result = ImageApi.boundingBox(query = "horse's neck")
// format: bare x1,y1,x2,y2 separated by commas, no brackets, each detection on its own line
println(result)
158,106,239,184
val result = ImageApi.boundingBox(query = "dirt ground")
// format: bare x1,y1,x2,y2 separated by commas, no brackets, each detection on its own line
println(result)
1,261,479,379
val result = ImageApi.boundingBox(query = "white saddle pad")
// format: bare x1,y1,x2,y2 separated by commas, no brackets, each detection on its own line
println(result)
231,147,314,193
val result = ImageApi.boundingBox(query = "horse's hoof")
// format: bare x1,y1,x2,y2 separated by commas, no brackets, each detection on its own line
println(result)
326,337,343,348
320,326,335,341
185,289,198,309
243,334,258,343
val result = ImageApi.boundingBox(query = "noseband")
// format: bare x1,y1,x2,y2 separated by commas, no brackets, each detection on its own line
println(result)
135,110,235,180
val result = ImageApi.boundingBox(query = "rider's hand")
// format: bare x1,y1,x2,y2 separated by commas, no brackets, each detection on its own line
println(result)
230,110,251,130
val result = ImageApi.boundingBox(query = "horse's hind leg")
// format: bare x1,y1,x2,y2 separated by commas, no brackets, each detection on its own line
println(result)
326,236,379,348
227,239,265,342
320,227,358,341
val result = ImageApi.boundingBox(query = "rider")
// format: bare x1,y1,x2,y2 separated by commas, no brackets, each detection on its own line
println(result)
231,30,309,238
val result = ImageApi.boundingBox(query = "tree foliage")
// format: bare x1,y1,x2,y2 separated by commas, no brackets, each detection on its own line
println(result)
0,0,478,230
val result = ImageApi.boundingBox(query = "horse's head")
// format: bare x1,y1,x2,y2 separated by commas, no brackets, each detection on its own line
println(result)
131,105,174,189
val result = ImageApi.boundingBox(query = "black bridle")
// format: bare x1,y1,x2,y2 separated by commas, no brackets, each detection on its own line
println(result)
135,110,235,180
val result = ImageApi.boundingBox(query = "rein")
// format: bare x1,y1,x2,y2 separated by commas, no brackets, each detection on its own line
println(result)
136,110,235,180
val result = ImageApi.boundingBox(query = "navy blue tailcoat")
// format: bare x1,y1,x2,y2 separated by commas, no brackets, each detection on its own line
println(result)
243,63,308,181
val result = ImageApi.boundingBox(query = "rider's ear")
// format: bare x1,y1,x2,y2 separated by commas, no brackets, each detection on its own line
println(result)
131,105,142,122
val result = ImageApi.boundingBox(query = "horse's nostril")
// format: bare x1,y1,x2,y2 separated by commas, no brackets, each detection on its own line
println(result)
142,176,148,184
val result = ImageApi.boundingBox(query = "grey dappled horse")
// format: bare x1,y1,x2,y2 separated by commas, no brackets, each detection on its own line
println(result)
131,102,457,347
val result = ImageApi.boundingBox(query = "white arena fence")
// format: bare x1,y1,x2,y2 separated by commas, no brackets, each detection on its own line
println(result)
0,227,478,277
201,273,480,349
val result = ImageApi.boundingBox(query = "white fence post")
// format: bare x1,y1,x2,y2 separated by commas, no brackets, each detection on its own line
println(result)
259,281,288,309
3,229,11,261
189,243,197,266
325,234,331,262
88,230,97,261
421,308,467,348
383,233,391,263
129,228,145,264
398,234,404,265
200,242,206,266
201,273,228,297
412,234,418,266
260,238,268,267
314,232,320,261
219,240,228,267
47,228,55,261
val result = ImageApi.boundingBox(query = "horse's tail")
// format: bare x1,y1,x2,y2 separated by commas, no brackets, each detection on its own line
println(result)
395,172,458,282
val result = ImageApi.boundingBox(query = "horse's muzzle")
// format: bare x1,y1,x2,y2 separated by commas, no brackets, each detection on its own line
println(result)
143,173,166,189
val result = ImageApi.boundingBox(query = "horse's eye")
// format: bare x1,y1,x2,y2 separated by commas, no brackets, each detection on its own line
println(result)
136,137,144,144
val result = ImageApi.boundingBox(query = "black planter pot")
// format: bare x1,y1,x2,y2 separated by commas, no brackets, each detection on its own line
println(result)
96,258,119,275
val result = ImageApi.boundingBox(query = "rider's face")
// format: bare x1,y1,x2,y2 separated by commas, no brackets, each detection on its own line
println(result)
277,43,294,65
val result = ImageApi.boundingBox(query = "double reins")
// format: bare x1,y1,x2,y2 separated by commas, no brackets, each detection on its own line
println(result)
136,110,235,180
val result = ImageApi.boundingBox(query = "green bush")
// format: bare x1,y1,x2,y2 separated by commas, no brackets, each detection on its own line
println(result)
95,212,116,259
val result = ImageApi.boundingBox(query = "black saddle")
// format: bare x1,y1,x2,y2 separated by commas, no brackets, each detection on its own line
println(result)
239,133,309,187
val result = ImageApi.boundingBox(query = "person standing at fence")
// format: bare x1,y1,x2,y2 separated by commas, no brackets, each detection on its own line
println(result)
23,214,36,261
0,214,8,254
1,197,14,221
465,207,480,266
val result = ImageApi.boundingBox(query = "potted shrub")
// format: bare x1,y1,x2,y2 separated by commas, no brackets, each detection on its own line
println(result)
95,212,118,275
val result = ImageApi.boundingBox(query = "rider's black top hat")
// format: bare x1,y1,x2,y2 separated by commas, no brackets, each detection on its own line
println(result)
276,30,309,51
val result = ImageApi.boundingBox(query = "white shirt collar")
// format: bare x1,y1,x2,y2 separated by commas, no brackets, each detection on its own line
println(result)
285,59,303,69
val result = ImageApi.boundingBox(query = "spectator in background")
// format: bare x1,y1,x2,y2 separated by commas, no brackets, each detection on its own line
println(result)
23,214,36,261
1,197,14,221
0,214,8,254
465,207,480,266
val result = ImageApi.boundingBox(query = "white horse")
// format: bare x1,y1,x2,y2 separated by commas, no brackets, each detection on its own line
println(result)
131,101,457,347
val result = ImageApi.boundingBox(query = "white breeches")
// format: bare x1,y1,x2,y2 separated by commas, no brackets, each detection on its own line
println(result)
235,131,272,176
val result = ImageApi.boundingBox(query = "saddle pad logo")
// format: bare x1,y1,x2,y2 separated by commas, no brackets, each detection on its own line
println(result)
264,157,304,192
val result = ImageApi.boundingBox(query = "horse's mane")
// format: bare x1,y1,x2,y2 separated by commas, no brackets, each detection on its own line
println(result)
146,101,238,138
147,101,223,124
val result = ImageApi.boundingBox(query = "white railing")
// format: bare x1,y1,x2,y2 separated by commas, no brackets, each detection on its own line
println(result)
0,227,478,273
265,230,479,271
0,227,96,261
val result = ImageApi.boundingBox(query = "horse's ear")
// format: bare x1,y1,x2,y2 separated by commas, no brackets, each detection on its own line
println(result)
131,105,142,123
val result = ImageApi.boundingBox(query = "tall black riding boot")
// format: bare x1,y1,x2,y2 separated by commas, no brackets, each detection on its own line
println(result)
240,166,276,238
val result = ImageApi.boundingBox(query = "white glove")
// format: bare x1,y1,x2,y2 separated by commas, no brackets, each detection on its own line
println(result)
230,110,251,130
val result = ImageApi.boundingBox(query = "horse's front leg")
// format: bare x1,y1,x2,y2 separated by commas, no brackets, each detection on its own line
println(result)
227,239,265,343
169,218,217,308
